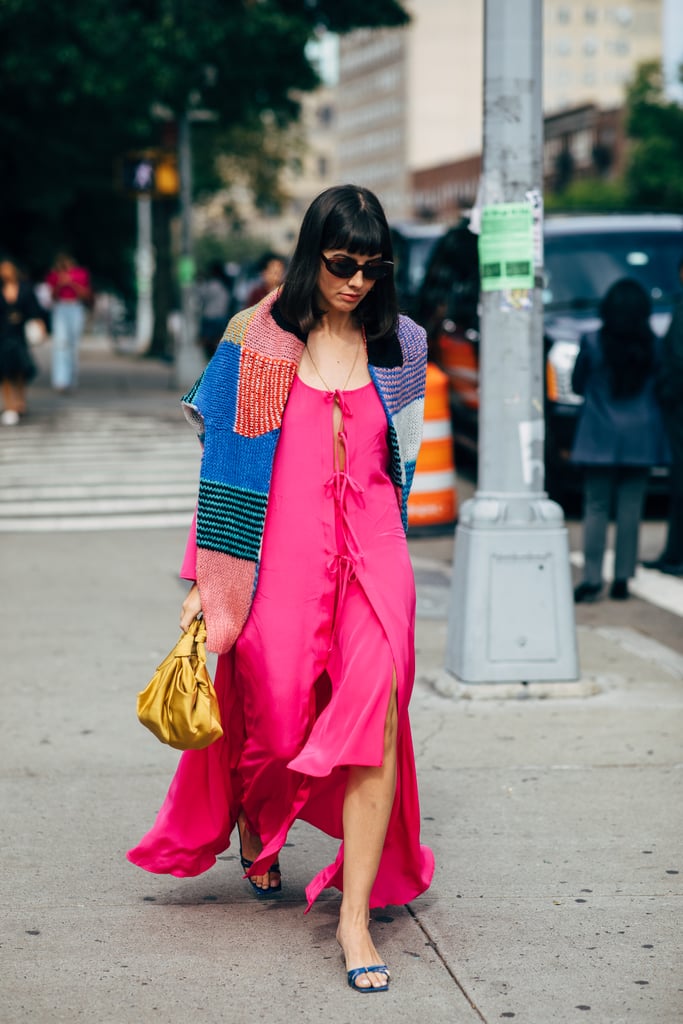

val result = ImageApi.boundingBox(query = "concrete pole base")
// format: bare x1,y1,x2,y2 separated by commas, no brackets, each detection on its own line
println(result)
445,493,580,683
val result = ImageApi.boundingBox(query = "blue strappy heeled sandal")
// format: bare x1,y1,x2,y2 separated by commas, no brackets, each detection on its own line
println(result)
347,965,391,993
239,851,282,898
237,825,282,898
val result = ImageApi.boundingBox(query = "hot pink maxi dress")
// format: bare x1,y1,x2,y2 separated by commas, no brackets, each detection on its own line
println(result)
128,375,434,910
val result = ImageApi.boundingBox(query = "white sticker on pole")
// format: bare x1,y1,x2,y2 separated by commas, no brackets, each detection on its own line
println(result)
519,419,545,486
525,188,544,272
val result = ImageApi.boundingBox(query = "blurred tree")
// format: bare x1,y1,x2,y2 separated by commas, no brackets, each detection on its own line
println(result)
0,0,409,295
625,60,683,211
545,178,628,213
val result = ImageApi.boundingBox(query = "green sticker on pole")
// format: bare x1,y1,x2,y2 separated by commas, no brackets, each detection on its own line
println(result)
178,255,195,286
478,202,534,292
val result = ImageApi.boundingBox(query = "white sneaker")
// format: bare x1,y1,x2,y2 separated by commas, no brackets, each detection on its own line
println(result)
1,410,20,426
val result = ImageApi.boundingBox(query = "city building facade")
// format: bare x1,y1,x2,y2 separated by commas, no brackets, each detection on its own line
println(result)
336,0,663,221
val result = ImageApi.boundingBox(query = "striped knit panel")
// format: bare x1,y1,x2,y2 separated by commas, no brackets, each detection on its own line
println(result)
196,548,256,654
196,480,268,559
372,316,427,415
370,316,428,529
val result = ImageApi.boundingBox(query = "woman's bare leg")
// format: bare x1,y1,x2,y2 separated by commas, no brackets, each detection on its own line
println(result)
337,674,398,989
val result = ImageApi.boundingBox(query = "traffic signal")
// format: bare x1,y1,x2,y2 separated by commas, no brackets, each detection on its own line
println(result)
119,152,179,197
122,156,156,194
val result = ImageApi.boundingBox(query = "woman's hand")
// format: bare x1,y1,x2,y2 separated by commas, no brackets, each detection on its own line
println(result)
180,583,203,632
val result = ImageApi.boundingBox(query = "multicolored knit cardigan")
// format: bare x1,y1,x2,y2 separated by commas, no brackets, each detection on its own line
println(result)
182,290,427,654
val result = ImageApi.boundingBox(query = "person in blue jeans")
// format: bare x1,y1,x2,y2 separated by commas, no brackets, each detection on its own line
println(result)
571,277,670,602
46,253,92,392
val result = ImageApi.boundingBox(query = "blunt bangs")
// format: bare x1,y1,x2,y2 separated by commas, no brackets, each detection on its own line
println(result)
322,207,391,260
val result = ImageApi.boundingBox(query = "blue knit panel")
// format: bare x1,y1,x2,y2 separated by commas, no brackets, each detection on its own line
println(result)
193,340,242,431
196,479,268,560
201,424,279,492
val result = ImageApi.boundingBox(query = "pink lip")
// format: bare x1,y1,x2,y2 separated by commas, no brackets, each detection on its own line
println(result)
339,292,361,302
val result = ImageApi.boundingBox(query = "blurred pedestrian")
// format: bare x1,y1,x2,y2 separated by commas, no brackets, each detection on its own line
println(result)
128,184,434,992
197,260,232,360
45,251,92,392
245,250,286,306
571,277,669,602
643,257,683,576
0,257,45,426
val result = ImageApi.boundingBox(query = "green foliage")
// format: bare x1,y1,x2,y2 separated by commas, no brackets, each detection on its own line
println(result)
194,232,272,273
0,0,409,285
545,178,629,213
625,61,683,210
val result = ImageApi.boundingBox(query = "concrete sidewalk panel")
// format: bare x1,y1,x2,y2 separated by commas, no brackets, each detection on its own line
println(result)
415,763,681,899
416,895,680,1023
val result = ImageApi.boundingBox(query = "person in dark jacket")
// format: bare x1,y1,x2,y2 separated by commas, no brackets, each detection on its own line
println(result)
0,257,44,425
571,277,669,602
643,257,683,576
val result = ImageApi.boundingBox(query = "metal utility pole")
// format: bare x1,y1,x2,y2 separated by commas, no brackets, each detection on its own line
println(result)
134,196,154,352
174,110,205,390
445,0,578,684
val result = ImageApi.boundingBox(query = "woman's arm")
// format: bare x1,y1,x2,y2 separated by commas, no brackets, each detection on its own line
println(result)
180,583,202,631
179,510,202,630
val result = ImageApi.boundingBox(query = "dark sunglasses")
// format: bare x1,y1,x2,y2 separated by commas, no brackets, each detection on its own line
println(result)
320,252,394,281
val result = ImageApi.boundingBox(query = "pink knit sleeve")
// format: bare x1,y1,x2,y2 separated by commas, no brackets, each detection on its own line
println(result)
180,510,198,581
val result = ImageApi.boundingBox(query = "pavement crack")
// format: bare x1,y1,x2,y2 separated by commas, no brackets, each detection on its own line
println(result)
414,715,446,760
406,903,488,1022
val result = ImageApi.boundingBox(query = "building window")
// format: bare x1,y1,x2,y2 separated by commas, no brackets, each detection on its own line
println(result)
572,129,593,166
584,7,598,24
583,37,598,56
606,38,631,56
318,155,328,178
317,105,334,127
556,38,571,56
557,6,571,24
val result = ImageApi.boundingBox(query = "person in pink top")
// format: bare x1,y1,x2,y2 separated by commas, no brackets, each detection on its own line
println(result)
45,252,92,392
127,186,434,992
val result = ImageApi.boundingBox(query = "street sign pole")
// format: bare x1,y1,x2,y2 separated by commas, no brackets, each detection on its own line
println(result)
134,196,154,352
174,110,204,390
445,0,578,684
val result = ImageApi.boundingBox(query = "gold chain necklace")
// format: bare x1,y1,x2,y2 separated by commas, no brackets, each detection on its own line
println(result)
305,335,364,393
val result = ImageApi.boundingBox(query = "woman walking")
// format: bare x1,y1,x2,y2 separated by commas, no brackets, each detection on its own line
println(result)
571,277,669,602
128,185,434,991
45,251,91,392
0,257,44,425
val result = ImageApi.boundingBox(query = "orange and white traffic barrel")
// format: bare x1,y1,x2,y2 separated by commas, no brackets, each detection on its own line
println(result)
408,362,458,532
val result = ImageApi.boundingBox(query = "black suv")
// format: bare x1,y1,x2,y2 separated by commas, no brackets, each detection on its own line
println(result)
416,213,683,497
390,222,446,319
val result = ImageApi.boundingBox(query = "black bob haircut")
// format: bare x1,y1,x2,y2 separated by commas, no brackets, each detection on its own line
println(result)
278,184,398,342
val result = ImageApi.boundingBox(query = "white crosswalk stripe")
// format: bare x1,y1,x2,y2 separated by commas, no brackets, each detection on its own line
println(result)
0,409,200,532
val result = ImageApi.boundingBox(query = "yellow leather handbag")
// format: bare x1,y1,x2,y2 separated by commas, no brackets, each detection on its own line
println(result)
136,617,223,750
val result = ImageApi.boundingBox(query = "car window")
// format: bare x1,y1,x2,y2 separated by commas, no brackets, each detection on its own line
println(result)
543,232,682,311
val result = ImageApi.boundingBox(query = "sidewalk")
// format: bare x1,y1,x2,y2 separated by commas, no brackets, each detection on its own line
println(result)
1,341,681,1023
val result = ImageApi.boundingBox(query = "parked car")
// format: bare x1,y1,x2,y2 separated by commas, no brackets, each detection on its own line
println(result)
390,222,447,318
416,212,683,498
